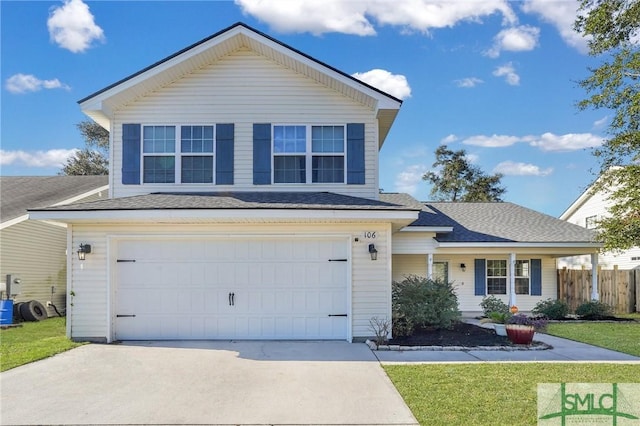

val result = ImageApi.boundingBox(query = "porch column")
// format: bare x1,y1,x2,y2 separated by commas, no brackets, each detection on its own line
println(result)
427,253,433,279
591,253,599,300
508,253,517,308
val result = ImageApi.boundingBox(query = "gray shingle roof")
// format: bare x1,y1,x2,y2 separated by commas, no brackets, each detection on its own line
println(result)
30,192,419,212
1,176,108,223
412,202,596,243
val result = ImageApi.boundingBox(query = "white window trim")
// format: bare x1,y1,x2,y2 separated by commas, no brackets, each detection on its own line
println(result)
486,258,532,295
141,124,216,185
271,124,347,185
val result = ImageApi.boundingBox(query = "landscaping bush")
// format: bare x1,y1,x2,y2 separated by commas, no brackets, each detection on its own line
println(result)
479,295,510,317
575,300,613,319
392,275,461,336
532,298,569,320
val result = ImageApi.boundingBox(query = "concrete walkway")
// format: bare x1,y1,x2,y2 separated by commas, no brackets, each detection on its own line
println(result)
374,324,640,364
1,341,418,426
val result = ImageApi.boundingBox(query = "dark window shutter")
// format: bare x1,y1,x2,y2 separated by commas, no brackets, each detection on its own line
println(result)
253,123,271,185
530,259,542,296
122,124,141,185
216,123,234,185
474,259,486,296
346,123,365,184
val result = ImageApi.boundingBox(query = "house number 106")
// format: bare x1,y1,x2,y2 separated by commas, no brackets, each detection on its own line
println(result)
363,231,376,239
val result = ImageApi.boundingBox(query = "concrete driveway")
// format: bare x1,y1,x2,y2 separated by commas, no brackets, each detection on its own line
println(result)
1,341,418,425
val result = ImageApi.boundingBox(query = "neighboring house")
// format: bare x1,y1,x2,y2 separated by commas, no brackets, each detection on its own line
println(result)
1,176,108,316
558,173,640,270
28,23,599,342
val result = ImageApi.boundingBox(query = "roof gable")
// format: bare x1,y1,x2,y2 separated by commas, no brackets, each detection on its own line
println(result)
79,22,402,144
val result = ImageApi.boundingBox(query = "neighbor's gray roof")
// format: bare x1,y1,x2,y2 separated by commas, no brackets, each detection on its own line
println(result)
411,202,597,243
1,176,108,223
30,192,420,212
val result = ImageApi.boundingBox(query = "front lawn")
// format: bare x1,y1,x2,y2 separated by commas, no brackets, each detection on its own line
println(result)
545,320,640,357
385,363,640,425
0,317,85,372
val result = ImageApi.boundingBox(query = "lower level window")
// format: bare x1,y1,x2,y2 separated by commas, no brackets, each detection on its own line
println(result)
487,259,507,294
515,260,530,294
433,261,449,283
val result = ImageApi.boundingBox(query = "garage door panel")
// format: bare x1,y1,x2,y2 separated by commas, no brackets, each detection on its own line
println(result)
115,238,348,340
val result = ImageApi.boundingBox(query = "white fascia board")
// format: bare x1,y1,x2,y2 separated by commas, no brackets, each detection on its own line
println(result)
52,185,109,207
0,214,28,230
437,242,602,249
399,226,453,233
28,209,419,223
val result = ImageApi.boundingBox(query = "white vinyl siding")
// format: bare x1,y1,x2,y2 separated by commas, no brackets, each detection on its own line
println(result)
69,223,390,342
110,48,379,199
391,232,439,254
0,221,67,317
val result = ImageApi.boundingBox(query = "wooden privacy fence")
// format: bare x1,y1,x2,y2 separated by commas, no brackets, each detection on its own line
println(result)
557,268,639,314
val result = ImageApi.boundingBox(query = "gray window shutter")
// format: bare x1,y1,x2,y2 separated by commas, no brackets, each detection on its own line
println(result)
253,123,271,185
474,259,486,296
122,124,141,185
346,123,365,184
530,259,542,296
216,123,234,185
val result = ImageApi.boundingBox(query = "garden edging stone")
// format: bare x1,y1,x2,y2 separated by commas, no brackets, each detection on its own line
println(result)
366,339,552,352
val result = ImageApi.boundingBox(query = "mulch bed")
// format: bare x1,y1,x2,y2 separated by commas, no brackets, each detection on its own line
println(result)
388,322,511,347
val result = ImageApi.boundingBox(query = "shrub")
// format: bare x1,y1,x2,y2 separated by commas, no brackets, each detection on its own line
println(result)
575,301,613,319
532,298,569,320
392,275,461,336
480,295,510,317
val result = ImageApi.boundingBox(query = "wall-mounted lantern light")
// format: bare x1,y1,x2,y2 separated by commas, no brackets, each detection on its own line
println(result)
77,244,92,261
460,263,466,272
368,244,378,261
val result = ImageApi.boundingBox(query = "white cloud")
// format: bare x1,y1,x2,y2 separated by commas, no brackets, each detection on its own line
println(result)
494,160,553,176
5,73,71,94
493,62,520,85
352,69,412,99
486,25,540,57
0,149,78,167
455,77,484,88
441,134,459,144
395,164,428,195
462,134,521,148
528,132,603,152
235,0,516,35
593,116,609,129
522,0,589,54
47,0,104,53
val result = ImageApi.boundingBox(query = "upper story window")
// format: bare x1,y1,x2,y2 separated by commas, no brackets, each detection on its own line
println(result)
142,125,214,184
273,125,345,184
585,215,598,229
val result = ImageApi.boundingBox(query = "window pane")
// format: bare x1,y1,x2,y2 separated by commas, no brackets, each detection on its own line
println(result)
312,125,344,153
487,278,507,295
181,125,213,153
433,262,448,283
143,156,175,183
182,156,213,183
274,125,305,153
274,156,305,183
143,126,175,153
516,260,529,277
312,156,344,183
515,278,529,295
487,259,507,277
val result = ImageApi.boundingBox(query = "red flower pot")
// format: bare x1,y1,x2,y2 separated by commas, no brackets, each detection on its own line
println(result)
505,324,535,345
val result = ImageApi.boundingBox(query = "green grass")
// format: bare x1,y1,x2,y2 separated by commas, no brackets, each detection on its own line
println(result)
546,320,640,357
0,317,85,372
385,363,640,425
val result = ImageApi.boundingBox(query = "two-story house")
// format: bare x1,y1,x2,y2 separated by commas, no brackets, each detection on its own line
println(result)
30,23,600,343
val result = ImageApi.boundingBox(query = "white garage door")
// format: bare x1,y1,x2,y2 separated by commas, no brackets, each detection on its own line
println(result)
114,237,349,340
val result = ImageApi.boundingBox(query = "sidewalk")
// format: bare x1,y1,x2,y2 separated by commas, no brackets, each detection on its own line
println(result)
374,320,640,364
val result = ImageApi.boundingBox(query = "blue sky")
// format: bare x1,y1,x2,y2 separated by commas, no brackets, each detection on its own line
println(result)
1,0,608,216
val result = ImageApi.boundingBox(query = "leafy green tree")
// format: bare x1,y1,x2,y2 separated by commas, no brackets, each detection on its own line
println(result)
575,0,640,251
61,120,109,175
422,145,505,202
